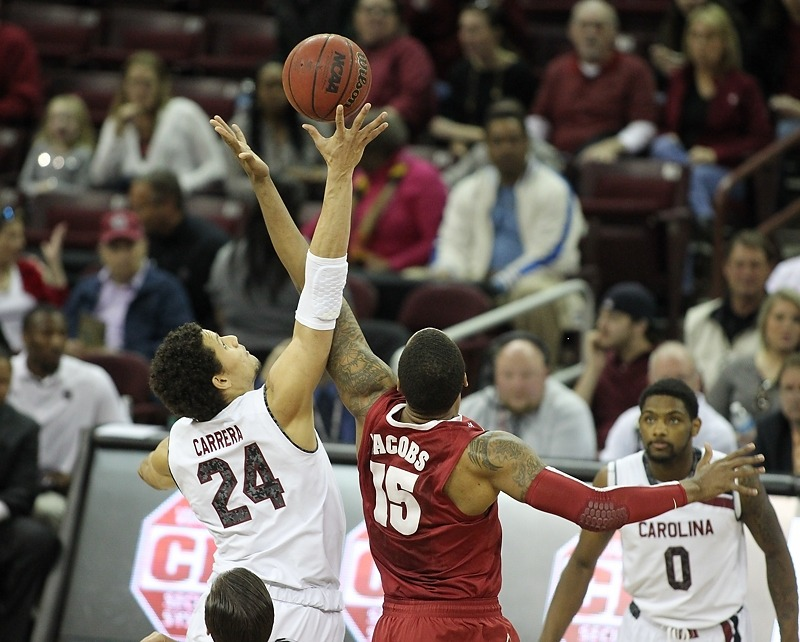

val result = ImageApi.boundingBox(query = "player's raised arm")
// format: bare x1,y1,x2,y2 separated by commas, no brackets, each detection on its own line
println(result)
212,106,396,440
452,432,763,527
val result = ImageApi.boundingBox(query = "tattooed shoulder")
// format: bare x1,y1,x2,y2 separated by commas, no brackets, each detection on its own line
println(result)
466,431,545,497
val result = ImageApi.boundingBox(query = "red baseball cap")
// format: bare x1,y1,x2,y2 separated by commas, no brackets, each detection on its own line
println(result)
99,210,144,244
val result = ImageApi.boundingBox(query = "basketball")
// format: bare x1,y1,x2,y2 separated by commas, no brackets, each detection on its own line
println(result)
282,33,372,122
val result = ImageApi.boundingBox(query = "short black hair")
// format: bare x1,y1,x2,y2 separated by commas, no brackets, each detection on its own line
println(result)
22,303,63,332
205,567,274,642
150,323,227,421
398,328,465,417
639,378,698,419
484,98,527,131
134,168,183,210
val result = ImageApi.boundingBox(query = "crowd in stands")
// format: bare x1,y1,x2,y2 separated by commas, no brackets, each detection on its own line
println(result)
1,0,800,636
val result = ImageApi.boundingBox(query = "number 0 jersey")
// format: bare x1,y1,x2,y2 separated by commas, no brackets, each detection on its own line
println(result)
610,450,746,629
168,386,345,611
359,389,503,601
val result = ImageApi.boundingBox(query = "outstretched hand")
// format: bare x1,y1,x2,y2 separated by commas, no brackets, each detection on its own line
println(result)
684,443,764,503
210,115,270,182
302,103,388,173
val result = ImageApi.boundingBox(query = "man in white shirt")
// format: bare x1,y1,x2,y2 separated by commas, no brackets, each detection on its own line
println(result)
9,304,130,528
600,340,736,462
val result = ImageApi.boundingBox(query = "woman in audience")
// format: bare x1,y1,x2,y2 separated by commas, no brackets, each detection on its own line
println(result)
708,288,800,428
225,59,326,201
0,204,67,352
206,179,304,365
649,4,772,225
89,50,227,195
428,2,537,160
17,93,95,198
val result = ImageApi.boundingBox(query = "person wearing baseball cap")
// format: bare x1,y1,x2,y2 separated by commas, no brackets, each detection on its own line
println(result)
574,281,657,451
63,209,194,360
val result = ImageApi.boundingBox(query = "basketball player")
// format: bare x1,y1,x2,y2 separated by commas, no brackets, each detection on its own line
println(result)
539,378,798,642
137,103,388,642
213,116,765,642
141,567,282,642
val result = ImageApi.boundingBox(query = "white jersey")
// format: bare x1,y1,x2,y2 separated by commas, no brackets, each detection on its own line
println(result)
168,386,346,612
609,450,746,630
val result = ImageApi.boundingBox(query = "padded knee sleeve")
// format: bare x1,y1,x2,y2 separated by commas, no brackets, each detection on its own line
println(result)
525,467,688,531
295,251,348,331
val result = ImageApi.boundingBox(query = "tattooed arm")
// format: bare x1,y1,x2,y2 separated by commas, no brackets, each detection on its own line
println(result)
740,475,799,641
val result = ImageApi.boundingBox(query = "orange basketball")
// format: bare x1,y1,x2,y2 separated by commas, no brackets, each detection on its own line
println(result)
282,33,371,122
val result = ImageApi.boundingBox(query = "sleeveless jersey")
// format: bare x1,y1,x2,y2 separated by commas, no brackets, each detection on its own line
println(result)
358,389,503,600
168,386,345,611
609,450,746,629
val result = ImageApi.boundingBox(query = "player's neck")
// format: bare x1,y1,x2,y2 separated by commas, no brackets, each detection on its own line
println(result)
645,450,696,483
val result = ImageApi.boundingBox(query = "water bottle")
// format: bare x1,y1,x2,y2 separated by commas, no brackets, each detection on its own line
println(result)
729,401,756,447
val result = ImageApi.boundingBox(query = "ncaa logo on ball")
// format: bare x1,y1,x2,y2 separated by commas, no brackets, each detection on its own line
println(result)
344,52,370,108
325,51,347,94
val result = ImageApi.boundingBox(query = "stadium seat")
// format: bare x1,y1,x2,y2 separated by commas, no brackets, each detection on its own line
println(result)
86,7,207,69
79,351,169,425
346,272,379,320
397,281,495,391
192,12,279,76
44,69,121,128
0,127,29,185
577,159,692,337
5,2,102,67
170,75,241,122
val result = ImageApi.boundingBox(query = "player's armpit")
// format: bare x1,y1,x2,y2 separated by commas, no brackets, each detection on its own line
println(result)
525,467,688,531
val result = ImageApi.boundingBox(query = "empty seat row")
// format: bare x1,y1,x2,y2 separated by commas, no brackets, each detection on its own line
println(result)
5,3,279,76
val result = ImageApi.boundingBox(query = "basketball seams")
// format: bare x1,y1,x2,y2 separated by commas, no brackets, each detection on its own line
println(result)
311,33,332,121
282,47,301,115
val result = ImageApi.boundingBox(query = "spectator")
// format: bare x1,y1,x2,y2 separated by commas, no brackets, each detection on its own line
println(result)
0,16,43,126
767,253,800,294
749,0,800,138
650,4,773,225
708,288,800,427
18,94,95,198
574,281,657,450
226,59,328,201
273,0,355,59
64,210,194,360
0,203,68,353
460,330,596,459
207,181,304,364
128,169,228,330
0,349,59,642
527,0,658,166
755,352,800,474
649,0,746,85
430,99,586,363
351,0,438,138
601,340,737,461
89,50,227,195
8,304,129,530
303,110,447,273
539,377,797,642
684,229,775,390
428,3,537,160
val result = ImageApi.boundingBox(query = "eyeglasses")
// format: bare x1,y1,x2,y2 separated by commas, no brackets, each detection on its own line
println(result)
755,378,774,411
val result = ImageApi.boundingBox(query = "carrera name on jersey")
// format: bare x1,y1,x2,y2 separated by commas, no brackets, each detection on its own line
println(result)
192,424,244,456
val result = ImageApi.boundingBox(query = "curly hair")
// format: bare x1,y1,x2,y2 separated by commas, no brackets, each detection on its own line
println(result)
397,328,465,417
150,323,227,421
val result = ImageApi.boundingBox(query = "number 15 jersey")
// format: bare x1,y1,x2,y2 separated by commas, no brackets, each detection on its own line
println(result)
169,386,345,612
359,389,503,601
610,450,746,629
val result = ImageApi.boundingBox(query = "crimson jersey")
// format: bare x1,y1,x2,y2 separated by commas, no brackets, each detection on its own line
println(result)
358,389,503,600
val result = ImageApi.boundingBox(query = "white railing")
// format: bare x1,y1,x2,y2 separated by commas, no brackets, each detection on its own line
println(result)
390,278,595,383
